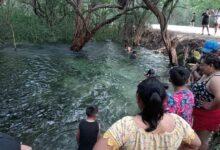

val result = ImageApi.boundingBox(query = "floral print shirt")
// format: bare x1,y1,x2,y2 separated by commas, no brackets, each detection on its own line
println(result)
165,89,195,126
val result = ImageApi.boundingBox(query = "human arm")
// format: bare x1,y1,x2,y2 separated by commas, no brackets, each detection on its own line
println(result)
94,117,129,150
203,77,220,110
179,133,201,150
97,123,101,140
76,129,80,145
179,117,201,149
93,137,113,150
189,64,202,82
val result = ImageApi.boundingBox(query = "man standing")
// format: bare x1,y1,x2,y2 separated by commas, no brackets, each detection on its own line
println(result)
202,9,210,35
214,9,220,35
191,13,196,26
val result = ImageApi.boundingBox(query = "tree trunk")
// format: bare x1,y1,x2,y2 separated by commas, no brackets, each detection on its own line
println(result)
9,23,17,51
143,0,178,66
134,25,143,46
71,13,91,51
134,11,150,46
0,0,4,5
70,29,92,51
68,1,143,51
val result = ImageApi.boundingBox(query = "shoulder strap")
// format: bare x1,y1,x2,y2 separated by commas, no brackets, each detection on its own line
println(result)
205,74,220,84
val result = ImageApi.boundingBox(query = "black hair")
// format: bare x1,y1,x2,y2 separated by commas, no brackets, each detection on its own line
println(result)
146,69,155,76
203,54,220,70
132,51,137,54
169,66,190,86
137,77,167,132
86,106,98,117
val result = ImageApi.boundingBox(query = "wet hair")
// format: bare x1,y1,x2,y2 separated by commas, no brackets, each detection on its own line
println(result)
132,51,137,54
137,77,167,132
86,106,98,117
203,54,220,70
146,69,155,77
169,66,190,86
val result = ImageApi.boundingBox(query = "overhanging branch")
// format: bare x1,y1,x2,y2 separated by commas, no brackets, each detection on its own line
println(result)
91,5,147,34
85,4,122,14
66,0,88,30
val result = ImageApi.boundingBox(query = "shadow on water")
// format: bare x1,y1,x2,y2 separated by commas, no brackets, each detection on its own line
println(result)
0,42,169,150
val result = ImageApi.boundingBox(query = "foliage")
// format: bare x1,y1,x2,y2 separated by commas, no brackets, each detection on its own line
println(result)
0,0,220,44
0,0,74,44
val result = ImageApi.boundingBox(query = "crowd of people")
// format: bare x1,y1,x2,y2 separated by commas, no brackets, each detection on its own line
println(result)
191,8,220,36
77,40,220,150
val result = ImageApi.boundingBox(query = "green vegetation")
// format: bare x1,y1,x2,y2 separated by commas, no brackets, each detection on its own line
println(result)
0,0,219,46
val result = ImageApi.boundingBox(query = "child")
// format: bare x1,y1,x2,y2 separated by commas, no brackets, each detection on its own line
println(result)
76,106,100,150
165,66,195,126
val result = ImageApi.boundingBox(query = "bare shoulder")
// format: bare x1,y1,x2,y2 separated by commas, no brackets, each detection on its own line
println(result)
209,75,220,87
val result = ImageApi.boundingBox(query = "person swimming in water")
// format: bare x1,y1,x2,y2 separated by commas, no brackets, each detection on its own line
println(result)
130,51,137,59
144,69,156,77
144,69,169,89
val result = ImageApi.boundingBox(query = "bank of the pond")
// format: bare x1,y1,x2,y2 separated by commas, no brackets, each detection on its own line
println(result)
140,29,220,53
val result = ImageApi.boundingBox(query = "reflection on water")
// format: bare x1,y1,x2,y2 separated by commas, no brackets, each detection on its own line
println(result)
0,42,169,150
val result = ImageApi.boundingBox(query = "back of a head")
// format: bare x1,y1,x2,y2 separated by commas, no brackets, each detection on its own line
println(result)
137,77,167,132
86,106,98,117
169,66,190,86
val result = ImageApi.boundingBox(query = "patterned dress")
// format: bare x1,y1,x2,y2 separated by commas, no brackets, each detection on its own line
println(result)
103,114,196,150
165,89,195,126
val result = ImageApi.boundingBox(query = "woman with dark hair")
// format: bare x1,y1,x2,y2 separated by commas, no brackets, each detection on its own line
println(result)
94,77,201,150
191,54,220,150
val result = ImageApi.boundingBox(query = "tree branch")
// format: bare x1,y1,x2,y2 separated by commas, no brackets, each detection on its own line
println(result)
167,0,179,21
162,0,173,14
91,6,147,34
85,4,122,14
66,0,88,30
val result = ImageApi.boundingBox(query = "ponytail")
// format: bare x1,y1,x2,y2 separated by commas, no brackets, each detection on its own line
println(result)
137,78,166,132
140,92,164,132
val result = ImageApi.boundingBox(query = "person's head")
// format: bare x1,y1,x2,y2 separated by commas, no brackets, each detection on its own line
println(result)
193,12,196,15
127,46,132,53
201,40,220,54
206,9,210,13
132,51,137,54
136,77,167,132
199,54,220,75
169,66,190,87
145,69,155,77
86,106,98,118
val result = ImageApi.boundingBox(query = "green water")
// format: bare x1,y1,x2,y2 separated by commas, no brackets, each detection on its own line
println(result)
0,42,169,150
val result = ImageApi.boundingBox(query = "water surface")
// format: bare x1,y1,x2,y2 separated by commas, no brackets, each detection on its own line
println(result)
0,42,169,149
